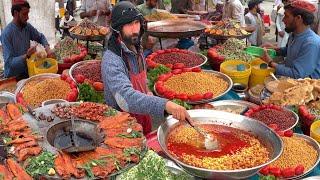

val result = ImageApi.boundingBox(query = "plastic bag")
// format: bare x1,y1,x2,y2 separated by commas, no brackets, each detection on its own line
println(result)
31,41,47,59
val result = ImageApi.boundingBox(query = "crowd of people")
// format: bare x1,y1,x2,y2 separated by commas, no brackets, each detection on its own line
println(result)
0,0,320,132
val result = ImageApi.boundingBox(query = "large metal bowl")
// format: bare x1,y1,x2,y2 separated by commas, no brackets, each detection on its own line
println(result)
147,19,207,38
69,60,101,85
157,109,283,179
154,70,233,104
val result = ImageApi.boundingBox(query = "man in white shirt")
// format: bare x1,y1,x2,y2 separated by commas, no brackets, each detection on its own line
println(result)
275,1,289,47
223,0,245,25
80,0,111,27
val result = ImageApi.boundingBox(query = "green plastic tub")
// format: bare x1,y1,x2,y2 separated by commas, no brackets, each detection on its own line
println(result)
245,46,277,59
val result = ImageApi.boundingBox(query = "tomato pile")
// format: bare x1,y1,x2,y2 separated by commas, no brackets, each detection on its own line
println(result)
60,74,79,102
299,105,317,135
155,67,214,102
245,105,297,131
146,48,205,69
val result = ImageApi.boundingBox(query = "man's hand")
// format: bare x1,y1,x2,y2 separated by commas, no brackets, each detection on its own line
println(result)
26,46,37,59
45,46,55,58
165,101,190,121
261,48,273,64
261,42,277,49
278,31,285,37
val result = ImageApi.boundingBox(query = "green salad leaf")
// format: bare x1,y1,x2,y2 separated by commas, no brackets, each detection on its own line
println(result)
147,65,170,92
78,83,105,103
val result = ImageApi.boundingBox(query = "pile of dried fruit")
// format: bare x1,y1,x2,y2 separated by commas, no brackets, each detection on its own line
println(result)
205,19,250,37
155,67,229,102
54,37,88,63
70,18,109,37
146,49,205,69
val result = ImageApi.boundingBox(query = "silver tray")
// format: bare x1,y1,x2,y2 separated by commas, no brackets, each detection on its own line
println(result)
158,109,283,179
209,100,257,114
69,60,102,85
14,73,61,106
154,70,233,105
258,133,320,180
147,19,207,38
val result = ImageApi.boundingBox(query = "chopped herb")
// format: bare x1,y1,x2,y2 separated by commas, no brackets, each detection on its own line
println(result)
2,137,12,144
119,150,193,180
172,99,193,110
25,151,55,177
123,147,142,161
0,117,2,124
18,105,25,114
0,173,4,180
104,108,118,117
117,130,142,139
82,157,108,178
101,154,122,171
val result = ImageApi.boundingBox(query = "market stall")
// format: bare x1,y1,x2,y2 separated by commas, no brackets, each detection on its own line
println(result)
69,18,109,49
0,10,320,179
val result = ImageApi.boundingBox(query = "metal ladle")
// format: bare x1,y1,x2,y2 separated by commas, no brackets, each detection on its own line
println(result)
185,117,219,150
270,72,279,81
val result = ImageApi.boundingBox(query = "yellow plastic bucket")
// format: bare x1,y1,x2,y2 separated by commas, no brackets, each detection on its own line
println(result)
220,60,251,86
249,58,275,87
27,55,58,77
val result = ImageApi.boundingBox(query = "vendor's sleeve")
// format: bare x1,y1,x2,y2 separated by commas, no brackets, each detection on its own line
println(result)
1,33,26,77
278,47,287,56
102,52,168,120
276,42,318,78
28,24,49,47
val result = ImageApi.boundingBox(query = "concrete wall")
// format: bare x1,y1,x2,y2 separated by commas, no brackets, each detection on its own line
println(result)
0,0,56,46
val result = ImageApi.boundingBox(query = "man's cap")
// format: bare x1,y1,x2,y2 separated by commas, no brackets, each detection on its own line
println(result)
111,1,143,31
12,0,27,5
289,0,316,13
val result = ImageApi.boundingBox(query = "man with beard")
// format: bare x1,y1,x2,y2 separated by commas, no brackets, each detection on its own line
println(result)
101,2,190,135
245,0,265,46
1,0,53,79
262,0,320,79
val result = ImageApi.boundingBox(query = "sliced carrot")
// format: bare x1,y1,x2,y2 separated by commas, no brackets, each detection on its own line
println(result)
7,104,22,120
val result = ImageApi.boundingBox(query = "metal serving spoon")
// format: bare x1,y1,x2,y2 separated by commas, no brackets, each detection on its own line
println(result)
185,117,219,150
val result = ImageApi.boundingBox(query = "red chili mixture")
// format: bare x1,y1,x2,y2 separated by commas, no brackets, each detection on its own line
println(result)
167,124,270,170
